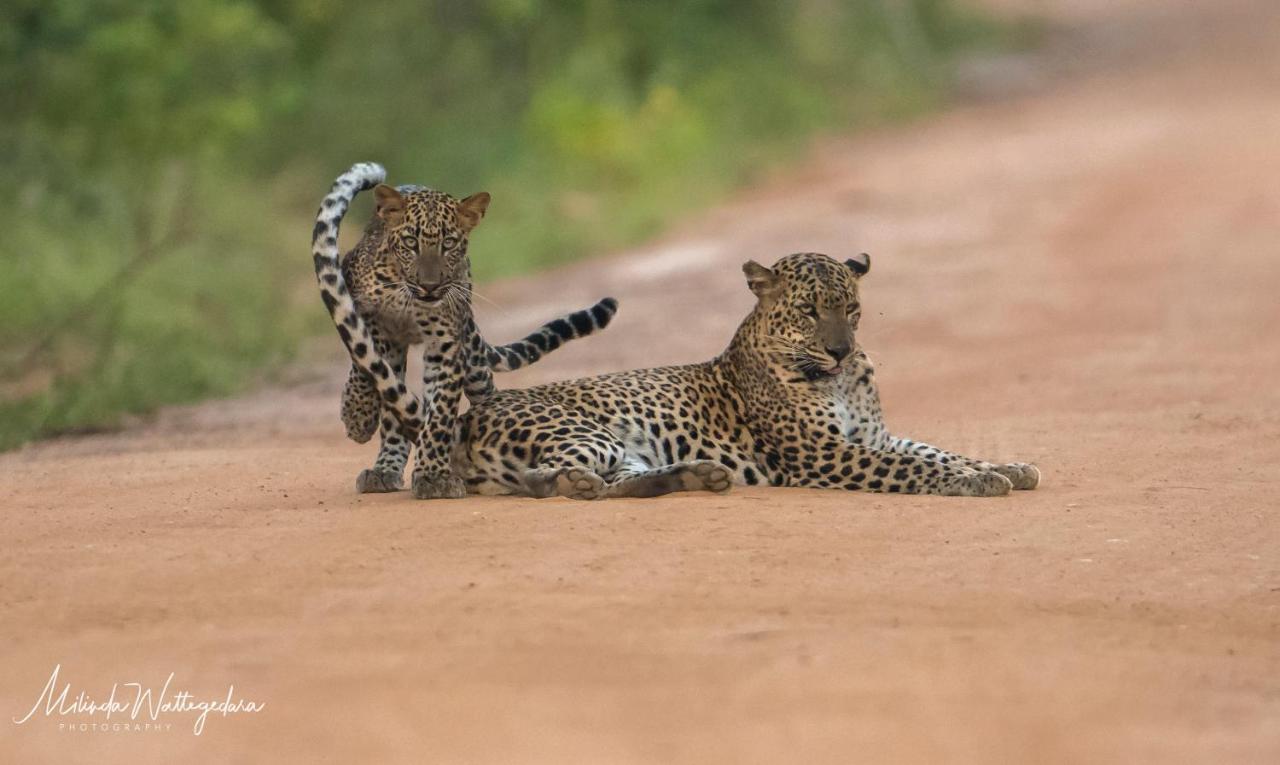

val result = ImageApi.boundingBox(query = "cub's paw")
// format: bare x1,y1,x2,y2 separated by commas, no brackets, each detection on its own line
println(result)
943,470,1013,497
411,471,466,500
682,461,734,494
356,468,403,493
555,467,607,501
341,380,380,444
993,462,1040,490
343,414,379,444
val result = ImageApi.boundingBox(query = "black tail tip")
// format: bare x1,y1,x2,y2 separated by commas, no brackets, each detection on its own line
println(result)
591,297,619,328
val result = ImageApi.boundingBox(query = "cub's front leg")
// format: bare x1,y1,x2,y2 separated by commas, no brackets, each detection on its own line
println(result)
459,317,497,402
353,340,412,493
411,335,467,499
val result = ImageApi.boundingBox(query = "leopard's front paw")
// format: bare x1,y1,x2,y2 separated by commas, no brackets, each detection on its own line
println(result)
356,468,403,493
992,462,1040,490
411,470,466,500
942,470,1012,497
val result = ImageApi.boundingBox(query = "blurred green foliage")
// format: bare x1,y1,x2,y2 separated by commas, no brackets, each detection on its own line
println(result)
0,0,1009,448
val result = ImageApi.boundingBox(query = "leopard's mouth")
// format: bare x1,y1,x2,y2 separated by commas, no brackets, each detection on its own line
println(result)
814,349,865,380
802,362,846,382
407,282,449,302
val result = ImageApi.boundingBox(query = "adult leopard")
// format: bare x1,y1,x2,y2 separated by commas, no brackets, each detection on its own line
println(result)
455,252,1040,499
312,163,617,497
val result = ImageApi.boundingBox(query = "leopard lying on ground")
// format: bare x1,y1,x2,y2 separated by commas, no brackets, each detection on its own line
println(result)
311,162,617,497
452,251,1040,499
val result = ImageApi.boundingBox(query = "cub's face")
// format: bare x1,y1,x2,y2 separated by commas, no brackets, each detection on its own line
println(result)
743,252,870,381
373,185,489,302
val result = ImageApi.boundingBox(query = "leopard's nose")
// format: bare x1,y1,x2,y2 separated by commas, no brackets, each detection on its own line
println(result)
416,253,443,288
826,343,851,363
419,282,444,300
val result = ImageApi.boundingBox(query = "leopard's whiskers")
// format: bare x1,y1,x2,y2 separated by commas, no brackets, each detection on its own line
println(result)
764,335,825,372
452,281,513,319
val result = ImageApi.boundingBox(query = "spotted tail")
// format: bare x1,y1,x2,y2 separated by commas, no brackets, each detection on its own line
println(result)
484,297,619,371
312,162,425,437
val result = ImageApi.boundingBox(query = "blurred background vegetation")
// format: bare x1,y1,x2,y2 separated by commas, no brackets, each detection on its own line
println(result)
0,0,1014,449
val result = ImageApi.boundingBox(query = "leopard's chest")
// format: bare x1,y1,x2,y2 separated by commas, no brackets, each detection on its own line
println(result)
368,298,458,348
374,310,424,346
829,393,881,444
829,358,885,444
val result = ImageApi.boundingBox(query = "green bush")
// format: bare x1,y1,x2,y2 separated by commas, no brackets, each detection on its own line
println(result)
0,0,1011,449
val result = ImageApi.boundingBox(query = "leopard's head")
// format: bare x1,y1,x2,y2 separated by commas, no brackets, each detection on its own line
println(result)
742,251,870,382
371,184,490,302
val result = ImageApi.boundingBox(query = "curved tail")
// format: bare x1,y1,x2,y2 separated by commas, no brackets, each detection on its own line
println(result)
312,162,425,438
485,297,619,370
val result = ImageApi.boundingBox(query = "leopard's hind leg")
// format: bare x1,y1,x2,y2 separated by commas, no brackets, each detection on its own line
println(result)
517,433,626,501
475,410,729,501
601,461,734,498
524,453,733,500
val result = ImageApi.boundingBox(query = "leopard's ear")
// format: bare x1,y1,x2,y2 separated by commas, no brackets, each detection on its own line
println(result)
845,252,871,277
374,184,406,226
457,192,491,231
743,260,782,299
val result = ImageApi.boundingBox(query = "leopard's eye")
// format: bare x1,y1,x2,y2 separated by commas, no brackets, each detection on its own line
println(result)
442,235,459,249
401,234,418,250
846,303,859,315
798,303,818,319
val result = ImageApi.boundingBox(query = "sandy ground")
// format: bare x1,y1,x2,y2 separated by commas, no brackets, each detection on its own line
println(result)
4,0,1280,762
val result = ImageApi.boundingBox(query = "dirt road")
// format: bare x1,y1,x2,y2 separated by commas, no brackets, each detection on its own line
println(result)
3,0,1279,762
